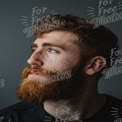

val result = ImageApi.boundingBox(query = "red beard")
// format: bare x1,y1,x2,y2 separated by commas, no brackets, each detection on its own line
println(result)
17,66,82,103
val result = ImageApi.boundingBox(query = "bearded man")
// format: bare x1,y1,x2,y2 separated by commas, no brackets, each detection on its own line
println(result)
0,14,122,122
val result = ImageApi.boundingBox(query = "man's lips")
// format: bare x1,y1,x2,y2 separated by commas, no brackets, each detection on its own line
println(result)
29,71,35,74
28,71,38,76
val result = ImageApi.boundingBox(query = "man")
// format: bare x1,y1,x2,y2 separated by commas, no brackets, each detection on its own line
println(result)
0,14,122,122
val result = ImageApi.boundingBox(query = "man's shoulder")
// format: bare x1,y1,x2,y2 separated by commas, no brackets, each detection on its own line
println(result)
103,94,122,121
0,102,45,122
0,101,35,115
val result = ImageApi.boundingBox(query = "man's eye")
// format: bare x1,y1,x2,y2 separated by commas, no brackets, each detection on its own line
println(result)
47,48,58,53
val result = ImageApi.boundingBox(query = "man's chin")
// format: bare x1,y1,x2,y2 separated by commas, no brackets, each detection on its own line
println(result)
17,78,47,103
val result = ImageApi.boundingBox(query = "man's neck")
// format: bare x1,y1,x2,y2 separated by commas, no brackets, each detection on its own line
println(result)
43,93,106,121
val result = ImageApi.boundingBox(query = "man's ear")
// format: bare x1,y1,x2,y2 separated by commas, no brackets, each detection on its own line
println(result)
85,56,107,75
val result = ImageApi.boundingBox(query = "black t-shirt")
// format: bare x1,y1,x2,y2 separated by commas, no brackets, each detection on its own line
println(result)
0,94,122,122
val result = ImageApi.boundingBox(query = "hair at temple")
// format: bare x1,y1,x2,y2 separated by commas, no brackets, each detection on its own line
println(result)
32,14,119,76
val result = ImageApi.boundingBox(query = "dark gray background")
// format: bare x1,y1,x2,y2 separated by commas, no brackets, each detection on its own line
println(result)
0,0,122,109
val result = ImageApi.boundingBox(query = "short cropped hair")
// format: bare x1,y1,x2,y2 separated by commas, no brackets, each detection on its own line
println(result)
32,14,119,71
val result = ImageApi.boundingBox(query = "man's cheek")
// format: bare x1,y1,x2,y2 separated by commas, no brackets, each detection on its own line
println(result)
45,56,58,65
44,55,72,71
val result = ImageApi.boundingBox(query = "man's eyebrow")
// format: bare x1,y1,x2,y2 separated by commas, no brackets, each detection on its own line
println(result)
42,42,65,49
31,43,37,49
31,42,65,50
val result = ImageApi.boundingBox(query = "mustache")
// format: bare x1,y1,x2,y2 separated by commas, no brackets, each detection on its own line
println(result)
21,66,58,79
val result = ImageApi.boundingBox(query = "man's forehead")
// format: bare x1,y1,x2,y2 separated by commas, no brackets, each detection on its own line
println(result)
35,31,79,44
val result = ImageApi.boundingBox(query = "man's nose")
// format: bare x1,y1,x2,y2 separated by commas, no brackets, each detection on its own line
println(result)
27,52,43,67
